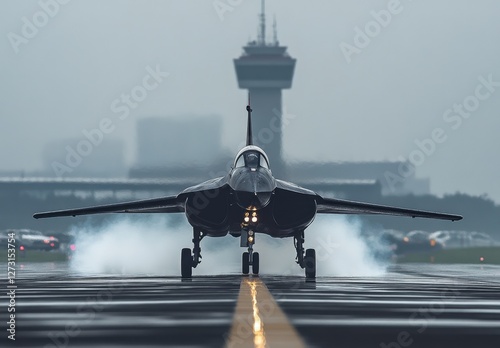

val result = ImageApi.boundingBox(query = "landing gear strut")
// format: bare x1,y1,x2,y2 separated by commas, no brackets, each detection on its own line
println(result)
294,231,316,279
241,229,259,275
181,228,205,278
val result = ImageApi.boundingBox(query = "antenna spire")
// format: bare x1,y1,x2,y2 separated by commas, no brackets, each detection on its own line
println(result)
258,0,266,45
273,14,278,45
246,93,253,146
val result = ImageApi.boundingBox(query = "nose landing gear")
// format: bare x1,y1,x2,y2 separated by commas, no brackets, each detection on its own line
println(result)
241,229,259,275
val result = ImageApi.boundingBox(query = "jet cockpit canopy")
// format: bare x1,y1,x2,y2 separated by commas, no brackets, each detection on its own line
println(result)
233,145,270,170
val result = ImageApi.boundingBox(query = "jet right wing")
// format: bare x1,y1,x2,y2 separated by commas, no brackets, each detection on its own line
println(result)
316,196,463,221
33,195,184,219
33,176,230,219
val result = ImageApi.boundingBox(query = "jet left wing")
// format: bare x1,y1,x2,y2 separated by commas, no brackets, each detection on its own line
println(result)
316,196,462,221
33,195,183,219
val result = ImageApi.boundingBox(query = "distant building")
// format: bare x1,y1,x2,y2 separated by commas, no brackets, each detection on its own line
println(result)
132,115,227,177
287,161,430,196
42,138,126,178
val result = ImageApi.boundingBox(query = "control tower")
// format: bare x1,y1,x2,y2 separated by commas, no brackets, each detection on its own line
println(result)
234,0,296,179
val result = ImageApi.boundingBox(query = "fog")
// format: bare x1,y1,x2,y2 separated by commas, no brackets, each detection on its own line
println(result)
1,0,500,201
70,215,387,277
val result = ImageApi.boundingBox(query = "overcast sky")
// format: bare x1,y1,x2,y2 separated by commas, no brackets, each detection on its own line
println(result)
1,0,500,202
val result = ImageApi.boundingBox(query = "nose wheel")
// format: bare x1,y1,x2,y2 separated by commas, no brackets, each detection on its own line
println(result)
242,250,260,275
241,230,259,275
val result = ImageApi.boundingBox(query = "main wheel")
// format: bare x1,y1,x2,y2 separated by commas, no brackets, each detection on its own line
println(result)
304,248,316,279
252,252,260,275
181,248,193,278
242,252,249,275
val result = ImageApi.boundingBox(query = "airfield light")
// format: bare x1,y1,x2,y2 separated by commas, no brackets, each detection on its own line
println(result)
44,239,50,244
430,239,436,247
20,245,25,251
50,243,55,247
480,257,485,262
70,244,76,251
403,236,409,243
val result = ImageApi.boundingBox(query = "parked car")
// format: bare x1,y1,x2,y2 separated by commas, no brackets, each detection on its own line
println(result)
54,233,77,254
5,229,60,251
429,230,497,249
399,230,443,254
428,230,469,249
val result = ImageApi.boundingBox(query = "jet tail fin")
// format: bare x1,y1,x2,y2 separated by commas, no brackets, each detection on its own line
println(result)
246,93,253,146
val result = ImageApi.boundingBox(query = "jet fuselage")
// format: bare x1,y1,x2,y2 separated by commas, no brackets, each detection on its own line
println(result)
183,146,316,238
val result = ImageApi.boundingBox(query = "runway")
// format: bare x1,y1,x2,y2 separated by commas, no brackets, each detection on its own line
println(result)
3,263,500,347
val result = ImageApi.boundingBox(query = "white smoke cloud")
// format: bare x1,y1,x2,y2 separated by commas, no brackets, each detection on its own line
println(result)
308,215,388,277
69,215,240,276
69,215,388,277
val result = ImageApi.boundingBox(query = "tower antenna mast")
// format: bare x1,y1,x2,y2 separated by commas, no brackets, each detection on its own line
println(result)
258,0,266,45
273,14,278,45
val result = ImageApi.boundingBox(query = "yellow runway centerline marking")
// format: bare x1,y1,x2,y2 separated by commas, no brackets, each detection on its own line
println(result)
226,277,306,348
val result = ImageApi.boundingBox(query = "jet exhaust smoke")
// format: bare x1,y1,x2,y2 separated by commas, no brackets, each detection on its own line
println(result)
308,215,388,277
69,216,241,276
70,215,388,277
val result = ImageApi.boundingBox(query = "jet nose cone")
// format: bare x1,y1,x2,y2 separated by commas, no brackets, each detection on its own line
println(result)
232,169,275,210
235,191,272,210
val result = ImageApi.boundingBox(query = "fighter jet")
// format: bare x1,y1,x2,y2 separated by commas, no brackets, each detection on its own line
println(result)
34,102,462,278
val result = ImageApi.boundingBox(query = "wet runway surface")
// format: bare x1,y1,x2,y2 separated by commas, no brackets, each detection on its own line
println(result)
3,264,500,347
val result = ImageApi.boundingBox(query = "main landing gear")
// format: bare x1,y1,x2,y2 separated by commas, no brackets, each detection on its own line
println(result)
294,231,316,279
180,228,315,280
241,229,259,275
181,228,205,278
